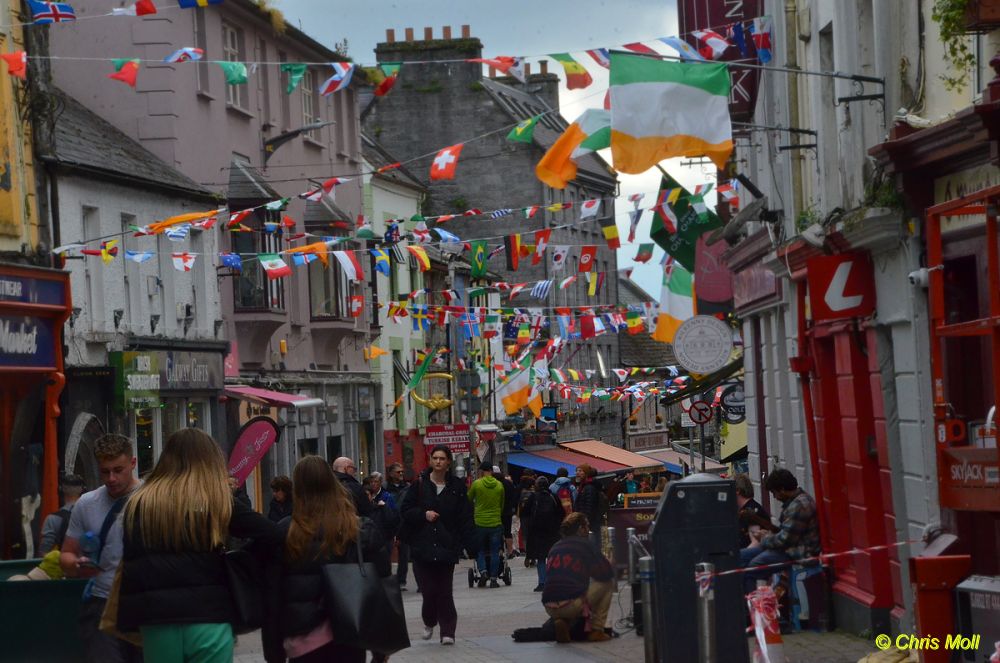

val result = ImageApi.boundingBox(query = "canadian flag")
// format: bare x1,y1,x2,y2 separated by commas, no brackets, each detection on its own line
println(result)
579,199,601,219
430,144,464,181
171,252,195,272
578,245,597,273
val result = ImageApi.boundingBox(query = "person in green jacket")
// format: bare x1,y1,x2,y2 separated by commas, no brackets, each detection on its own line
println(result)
468,465,506,588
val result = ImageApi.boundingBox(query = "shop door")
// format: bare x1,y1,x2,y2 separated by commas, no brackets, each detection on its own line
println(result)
810,329,895,610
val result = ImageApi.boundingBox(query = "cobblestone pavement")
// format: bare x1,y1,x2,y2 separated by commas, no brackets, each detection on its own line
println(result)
234,558,878,663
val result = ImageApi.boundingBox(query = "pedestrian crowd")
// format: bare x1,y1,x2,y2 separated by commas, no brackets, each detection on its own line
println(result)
10,429,640,662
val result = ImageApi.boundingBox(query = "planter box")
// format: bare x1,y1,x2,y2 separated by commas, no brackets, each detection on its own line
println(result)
965,0,1000,31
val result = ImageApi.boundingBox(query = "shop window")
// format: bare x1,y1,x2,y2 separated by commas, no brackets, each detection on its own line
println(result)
302,69,319,139
326,435,343,459
298,437,318,458
278,51,290,129
186,400,210,433
193,8,209,95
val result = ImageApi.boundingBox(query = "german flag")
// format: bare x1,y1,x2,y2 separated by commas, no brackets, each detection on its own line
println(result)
505,234,521,271
598,217,621,249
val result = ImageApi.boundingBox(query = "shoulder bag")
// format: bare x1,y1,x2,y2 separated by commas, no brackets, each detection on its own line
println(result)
222,547,265,634
321,534,410,656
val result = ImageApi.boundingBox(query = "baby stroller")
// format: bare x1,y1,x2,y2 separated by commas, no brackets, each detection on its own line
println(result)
468,551,512,587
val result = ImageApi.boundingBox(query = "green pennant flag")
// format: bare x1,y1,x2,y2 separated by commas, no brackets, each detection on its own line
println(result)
218,61,248,85
649,172,723,272
264,198,290,211
380,62,402,77
506,115,541,144
406,347,439,390
112,58,140,72
281,63,308,94
470,239,488,278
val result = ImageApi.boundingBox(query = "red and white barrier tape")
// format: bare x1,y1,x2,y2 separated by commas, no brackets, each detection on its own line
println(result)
709,538,923,580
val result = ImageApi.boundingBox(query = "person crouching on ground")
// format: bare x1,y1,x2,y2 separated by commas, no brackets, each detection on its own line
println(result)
541,513,614,643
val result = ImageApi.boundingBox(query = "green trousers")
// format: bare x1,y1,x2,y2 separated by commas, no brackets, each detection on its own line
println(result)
140,623,234,663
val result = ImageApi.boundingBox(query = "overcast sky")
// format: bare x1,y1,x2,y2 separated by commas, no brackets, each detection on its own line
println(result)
276,0,713,298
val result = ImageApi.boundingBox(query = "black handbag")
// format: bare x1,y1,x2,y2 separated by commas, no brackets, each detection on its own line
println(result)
222,548,265,634
320,535,410,656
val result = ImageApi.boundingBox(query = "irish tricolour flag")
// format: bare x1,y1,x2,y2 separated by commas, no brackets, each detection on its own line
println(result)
651,262,695,344
609,52,733,172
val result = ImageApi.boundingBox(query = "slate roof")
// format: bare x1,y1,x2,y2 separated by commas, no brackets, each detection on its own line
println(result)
361,133,426,192
47,90,217,201
228,157,282,202
303,196,354,229
480,77,617,188
617,278,676,368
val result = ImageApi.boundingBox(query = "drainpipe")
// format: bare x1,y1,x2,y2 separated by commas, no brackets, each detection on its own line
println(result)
790,280,829,550
785,0,805,216
752,317,769,483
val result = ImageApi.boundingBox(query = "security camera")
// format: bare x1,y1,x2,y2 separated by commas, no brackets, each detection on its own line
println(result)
908,268,929,288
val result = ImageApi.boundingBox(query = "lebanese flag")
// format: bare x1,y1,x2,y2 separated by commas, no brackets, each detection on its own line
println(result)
333,250,364,282
578,245,597,272
533,229,551,265
1,51,27,79
349,295,364,317
430,144,463,181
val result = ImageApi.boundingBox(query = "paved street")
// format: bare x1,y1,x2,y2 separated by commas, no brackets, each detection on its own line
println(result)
234,558,878,662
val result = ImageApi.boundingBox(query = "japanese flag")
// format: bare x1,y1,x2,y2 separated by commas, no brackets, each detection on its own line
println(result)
430,144,464,181
550,245,569,272
579,199,601,219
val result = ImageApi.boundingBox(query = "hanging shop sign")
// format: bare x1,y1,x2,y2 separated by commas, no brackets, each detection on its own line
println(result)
733,262,780,311
0,267,69,371
806,253,876,321
424,423,471,455
111,349,224,410
628,432,669,451
672,315,734,374
720,383,746,424
0,315,57,369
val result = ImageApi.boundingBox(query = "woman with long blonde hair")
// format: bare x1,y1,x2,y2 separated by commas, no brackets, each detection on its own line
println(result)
117,428,278,663
262,455,389,663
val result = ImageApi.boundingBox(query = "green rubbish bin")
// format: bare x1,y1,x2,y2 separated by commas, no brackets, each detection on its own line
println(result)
0,558,87,662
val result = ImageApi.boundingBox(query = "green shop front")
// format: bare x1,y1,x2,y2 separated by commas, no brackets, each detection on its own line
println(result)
110,349,225,475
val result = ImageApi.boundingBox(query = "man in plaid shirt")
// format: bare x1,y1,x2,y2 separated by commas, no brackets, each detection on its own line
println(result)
739,469,820,592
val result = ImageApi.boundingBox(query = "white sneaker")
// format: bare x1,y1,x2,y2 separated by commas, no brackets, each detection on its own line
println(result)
422,626,434,640
441,637,455,645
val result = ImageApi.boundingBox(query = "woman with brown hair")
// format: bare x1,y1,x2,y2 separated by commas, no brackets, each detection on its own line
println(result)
258,455,389,663
117,428,279,663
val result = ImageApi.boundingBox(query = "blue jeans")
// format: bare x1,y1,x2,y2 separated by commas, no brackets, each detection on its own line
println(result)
536,559,547,585
740,546,792,594
476,525,503,578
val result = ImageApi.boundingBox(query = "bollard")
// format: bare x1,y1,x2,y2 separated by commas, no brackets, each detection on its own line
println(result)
606,526,616,567
627,527,642,635
639,556,656,663
696,562,716,663
626,527,637,583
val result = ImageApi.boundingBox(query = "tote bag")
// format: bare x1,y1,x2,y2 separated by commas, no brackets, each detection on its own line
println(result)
320,535,410,656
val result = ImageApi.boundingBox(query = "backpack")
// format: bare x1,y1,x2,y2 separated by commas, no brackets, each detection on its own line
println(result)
556,485,574,516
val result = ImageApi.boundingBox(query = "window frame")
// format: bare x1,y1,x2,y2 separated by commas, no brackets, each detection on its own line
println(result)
222,21,248,110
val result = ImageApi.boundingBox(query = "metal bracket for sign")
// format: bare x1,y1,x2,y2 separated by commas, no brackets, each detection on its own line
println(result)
834,76,886,128
777,144,818,151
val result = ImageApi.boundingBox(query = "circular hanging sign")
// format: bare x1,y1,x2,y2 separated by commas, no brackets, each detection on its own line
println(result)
672,315,734,375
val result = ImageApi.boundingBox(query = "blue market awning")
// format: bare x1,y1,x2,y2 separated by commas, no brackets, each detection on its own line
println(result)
506,452,570,476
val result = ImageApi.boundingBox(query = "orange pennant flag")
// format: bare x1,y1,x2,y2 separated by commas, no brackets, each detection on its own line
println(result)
284,241,330,268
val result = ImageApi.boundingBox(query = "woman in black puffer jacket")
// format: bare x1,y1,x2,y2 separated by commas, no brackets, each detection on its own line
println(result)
118,428,280,662
259,455,389,663
398,445,475,646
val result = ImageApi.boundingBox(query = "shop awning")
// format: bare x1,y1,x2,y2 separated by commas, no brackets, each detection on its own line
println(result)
225,385,324,409
558,439,663,472
506,452,570,476
638,448,727,474
529,447,628,475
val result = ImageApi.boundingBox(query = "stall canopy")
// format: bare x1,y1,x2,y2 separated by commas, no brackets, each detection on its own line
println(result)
559,439,664,472
225,385,325,409
531,447,628,475
639,448,726,474
506,452,571,476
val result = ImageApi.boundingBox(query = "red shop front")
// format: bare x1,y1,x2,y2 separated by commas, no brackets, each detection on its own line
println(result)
926,185,1000,573
781,243,901,631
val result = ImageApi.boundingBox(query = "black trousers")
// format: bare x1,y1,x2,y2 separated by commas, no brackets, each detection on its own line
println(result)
79,597,142,663
395,540,410,585
412,561,457,639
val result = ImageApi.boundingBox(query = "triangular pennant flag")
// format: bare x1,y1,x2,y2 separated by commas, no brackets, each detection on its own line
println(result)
281,63,308,94
507,115,541,144
1,51,27,79
171,252,195,272
319,62,355,95
218,61,248,85
108,59,140,87
164,47,203,63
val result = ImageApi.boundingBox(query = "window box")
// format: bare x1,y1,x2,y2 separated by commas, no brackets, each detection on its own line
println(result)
965,0,1000,31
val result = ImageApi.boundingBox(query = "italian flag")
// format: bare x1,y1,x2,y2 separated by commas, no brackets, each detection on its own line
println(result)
652,262,695,343
609,52,733,172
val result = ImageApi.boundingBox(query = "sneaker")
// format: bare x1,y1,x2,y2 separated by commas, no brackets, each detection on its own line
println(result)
421,626,434,640
533,584,544,592
441,637,455,645
477,575,488,588
524,557,532,568
587,630,612,642
489,578,500,588
553,619,571,644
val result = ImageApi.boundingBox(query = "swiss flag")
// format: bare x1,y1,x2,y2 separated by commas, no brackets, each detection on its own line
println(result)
430,144,464,181
349,295,364,318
